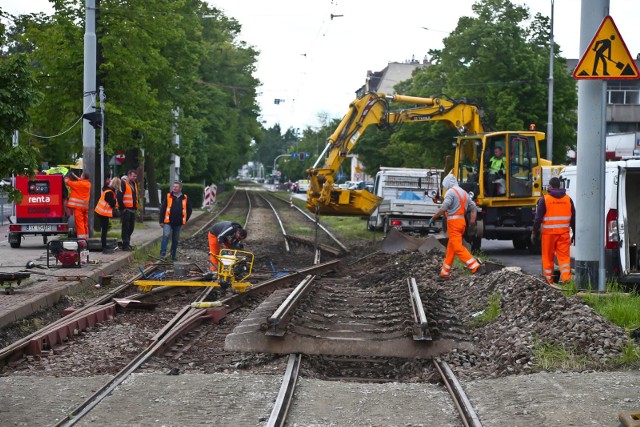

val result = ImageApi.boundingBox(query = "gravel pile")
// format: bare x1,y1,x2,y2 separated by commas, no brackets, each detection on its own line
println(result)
343,248,631,380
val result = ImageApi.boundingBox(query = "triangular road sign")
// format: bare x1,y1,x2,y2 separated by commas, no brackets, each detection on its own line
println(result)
573,15,639,80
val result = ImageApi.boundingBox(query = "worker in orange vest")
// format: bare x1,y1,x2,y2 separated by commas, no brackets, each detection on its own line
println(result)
94,177,121,254
65,172,92,239
532,177,576,284
429,173,486,281
117,169,138,251
159,182,192,261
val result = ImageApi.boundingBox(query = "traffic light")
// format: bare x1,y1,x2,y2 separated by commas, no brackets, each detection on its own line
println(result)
298,152,305,160
83,111,102,129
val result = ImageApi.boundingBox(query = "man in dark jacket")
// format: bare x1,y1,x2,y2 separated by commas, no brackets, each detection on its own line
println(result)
532,177,576,284
208,221,247,271
159,182,192,261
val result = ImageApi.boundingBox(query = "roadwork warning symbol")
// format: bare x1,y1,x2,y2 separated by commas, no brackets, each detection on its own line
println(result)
573,15,639,80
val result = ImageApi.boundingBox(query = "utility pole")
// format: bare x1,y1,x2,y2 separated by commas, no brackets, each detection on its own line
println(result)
575,0,609,291
547,0,554,162
170,109,180,184
99,86,105,186
83,0,97,234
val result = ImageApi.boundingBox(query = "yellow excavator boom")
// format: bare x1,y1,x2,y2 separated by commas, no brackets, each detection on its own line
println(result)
306,92,484,216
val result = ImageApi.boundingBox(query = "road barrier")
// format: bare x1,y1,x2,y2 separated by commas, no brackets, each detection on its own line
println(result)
203,184,217,208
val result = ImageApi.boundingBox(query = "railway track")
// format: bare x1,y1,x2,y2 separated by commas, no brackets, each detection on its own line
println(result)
1,188,492,426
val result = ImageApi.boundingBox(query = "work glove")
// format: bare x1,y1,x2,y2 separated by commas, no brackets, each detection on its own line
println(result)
571,234,575,245
530,231,539,246
467,222,477,235
428,218,435,227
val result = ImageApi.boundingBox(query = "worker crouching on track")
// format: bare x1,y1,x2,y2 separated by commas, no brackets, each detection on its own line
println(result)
208,221,247,271
429,173,485,281
65,172,92,239
532,177,576,284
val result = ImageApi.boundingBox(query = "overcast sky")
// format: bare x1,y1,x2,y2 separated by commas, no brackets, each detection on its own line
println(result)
3,0,640,131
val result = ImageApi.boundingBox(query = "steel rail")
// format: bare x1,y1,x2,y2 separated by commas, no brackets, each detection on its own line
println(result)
267,353,302,427
408,277,431,341
267,192,349,253
266,275,315,336
433,359,483,427
256,192,291,252
54,262,338,426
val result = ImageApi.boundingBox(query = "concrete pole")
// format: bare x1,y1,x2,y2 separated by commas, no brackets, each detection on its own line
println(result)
170,109,180,184
83,0,96,234
574,0,609,290
546,0,554,162
99,86,105,186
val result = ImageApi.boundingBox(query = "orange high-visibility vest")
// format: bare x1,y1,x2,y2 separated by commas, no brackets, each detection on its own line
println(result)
66,178,91,209
446,187,467,220
164,193,188,224
541,194,572,235
123,179,138,208
94,189,115,217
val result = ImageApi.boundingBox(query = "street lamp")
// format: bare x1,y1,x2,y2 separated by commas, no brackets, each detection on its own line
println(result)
547,0,555,162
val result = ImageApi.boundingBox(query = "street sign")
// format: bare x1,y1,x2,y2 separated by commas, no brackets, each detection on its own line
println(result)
115,151,125,164
573,15,639,80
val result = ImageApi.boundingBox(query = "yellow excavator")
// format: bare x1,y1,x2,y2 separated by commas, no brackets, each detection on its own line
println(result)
306,91,563,250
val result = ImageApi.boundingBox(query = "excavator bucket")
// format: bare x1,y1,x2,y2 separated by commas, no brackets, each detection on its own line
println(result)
382,229,448,254
307,188,382,216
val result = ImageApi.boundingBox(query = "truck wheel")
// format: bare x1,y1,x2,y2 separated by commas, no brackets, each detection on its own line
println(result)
528,239,541,254
10,239,21,249
513,237,528,250
470,236,482,252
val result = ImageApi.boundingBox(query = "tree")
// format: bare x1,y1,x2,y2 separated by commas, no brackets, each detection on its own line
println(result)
0,44,41,200
350,0,579,175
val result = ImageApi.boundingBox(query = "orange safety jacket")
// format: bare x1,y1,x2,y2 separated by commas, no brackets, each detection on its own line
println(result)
446,187,468,221
65,178,91,209
123,179,138,208
94,189,115,217
541,194,572,235
164,193,188,224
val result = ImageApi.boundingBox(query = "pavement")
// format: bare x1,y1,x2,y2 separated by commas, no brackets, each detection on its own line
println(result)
0,211,206,328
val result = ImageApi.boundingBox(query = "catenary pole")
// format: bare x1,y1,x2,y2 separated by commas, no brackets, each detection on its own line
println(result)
575,0,609,291
83,0,96,235
546,0,554,162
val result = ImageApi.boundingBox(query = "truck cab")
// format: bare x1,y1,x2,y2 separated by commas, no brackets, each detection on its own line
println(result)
560,160,640,284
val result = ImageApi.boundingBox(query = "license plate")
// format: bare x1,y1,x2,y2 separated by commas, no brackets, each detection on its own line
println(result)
25,225,55,232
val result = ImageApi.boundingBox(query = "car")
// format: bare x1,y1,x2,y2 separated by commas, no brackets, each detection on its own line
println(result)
296,179,310,193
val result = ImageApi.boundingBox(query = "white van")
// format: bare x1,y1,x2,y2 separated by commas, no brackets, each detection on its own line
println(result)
560,160,640,284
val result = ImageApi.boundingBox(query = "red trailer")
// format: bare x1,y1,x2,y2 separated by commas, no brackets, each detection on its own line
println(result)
8,173,71,248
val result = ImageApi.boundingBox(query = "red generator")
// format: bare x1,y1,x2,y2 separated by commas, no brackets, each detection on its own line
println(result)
8,173,71,248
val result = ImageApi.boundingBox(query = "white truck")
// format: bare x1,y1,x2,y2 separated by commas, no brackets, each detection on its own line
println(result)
560,159,640,284
367,167,442,234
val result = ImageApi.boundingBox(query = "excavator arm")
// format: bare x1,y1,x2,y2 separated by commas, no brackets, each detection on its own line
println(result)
306,92,483,216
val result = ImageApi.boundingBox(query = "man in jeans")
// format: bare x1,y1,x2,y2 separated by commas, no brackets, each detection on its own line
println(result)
159,182,192,261
117,169,138,251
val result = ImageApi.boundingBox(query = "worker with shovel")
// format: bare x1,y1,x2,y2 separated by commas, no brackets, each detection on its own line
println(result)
429,173,485,281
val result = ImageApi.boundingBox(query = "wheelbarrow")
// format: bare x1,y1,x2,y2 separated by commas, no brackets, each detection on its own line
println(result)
0,272,31,295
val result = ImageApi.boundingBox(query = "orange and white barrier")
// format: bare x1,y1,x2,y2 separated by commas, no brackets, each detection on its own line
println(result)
203,184,217,208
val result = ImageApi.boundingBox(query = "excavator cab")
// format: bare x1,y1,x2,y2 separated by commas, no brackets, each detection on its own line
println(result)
454,131,546,207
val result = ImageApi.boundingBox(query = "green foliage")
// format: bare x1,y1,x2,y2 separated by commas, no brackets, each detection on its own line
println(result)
580,288,640,331
5,1,262,185
468,291,502,327
532,338,590,371
393,0,577,165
